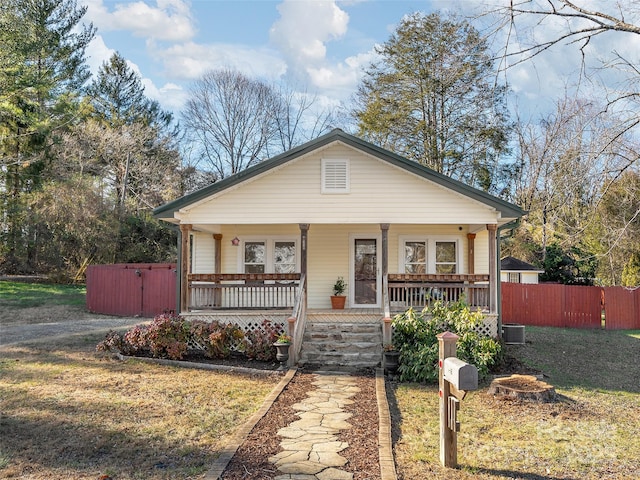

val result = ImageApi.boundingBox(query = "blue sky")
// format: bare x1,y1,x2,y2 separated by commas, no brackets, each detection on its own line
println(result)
79,1,640,122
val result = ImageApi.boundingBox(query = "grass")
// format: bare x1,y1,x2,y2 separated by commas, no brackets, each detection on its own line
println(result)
391,326,640,480
0,281,86,308
0,291,281,480
0,335,278,479
2,281,639,479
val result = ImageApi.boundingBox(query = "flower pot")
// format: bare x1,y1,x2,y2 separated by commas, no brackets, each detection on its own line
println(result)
273,342,290,369
330,295,346,309
384,350,400,374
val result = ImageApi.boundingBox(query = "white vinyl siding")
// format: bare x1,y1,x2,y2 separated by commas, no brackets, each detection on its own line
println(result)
178,144,502,226
191,232,215,274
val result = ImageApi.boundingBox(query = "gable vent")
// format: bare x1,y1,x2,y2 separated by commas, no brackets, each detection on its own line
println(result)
322,159,350,193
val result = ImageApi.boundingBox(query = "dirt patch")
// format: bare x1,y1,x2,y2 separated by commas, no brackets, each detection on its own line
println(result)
0,304,123,325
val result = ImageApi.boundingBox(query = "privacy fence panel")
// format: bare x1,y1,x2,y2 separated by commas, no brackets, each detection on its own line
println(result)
501,283,564,327
502,283,603,329
603,287,640,330
86,263,177,317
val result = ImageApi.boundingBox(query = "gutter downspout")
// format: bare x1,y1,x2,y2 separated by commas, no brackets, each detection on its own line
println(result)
496,218,521,338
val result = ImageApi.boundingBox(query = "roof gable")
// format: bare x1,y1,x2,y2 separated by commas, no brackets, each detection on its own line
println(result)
501,256,544,272
154,129,525,222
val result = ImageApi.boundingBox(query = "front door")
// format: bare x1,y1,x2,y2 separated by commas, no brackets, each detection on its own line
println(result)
351,237,380,308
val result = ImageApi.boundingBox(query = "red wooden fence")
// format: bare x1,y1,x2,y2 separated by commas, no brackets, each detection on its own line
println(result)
603,286,640,330
502,283,640,330
86,263,177,317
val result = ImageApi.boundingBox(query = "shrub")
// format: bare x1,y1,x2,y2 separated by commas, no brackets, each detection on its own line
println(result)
144,313,189,359
242,319,281,362
97,316,284,363
96,314,189,360
189,320,244,359
392,300,502,383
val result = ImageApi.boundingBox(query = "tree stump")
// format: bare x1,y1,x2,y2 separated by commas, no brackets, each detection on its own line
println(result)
488,374,556,402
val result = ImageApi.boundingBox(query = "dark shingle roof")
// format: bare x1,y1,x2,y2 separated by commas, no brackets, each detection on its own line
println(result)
501,256,543,272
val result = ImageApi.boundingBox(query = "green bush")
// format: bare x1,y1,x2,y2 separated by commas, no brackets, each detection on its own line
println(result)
392,300,502,383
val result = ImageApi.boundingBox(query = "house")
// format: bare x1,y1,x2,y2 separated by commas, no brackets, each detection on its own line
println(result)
500,256,544,284
154,129,524,368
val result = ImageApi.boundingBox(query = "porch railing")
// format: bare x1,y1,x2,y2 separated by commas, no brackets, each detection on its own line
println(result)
387,273,490,312
188,273,301,310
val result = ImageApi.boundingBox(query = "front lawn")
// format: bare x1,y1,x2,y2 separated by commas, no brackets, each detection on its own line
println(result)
0,330,278,479
391,326,640,480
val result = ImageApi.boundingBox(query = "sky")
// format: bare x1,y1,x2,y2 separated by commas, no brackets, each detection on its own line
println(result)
79,0,640,123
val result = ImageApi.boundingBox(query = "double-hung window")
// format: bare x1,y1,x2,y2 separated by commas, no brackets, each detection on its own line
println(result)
242,238,298,274
400,237,459,274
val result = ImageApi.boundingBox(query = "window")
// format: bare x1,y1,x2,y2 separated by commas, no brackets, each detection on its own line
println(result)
274,241,296,273
242,238,298,273
435,241,457,274
404,241,426,274
400,237,459,274
508,272,521,283
322,159,349,193
244,241,266,273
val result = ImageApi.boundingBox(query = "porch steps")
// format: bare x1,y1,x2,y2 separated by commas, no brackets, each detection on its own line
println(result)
298,322,383,370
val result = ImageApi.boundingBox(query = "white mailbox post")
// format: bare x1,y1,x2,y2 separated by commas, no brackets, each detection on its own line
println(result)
437,332,479,468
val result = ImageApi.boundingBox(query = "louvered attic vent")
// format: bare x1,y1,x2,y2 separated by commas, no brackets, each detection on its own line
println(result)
322,159,350,193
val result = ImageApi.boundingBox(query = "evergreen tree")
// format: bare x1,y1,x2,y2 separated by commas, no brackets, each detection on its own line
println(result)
0,0,95,273
352,12,511,192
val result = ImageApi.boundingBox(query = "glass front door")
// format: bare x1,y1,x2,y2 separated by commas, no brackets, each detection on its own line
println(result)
352,238,379,306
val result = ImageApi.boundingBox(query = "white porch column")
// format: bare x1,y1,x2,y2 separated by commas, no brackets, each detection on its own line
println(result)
487,224,498,314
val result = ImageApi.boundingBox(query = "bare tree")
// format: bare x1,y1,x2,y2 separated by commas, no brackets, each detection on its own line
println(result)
507,93,640,283
182,69,281,179
492,1,640,144
270,82,336,154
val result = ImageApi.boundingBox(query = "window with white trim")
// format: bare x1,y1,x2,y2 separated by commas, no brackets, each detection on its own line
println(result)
400,237,459,274
321,159,350,193
435,241,457,274
404,241,427,274
242,238,298,273
507,272,521,283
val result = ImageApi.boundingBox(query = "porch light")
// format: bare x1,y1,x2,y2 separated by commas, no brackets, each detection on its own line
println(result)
231,236,240,246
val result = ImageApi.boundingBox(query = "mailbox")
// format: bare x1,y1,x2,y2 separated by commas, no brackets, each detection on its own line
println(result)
443,357,478,391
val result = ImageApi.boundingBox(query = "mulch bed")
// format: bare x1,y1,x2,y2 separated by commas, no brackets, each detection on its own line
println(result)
221,369,381,480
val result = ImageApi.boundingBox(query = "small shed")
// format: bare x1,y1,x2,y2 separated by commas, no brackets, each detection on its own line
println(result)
500,256,544,284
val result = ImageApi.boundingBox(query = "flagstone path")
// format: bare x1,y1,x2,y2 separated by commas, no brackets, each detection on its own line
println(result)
269,373,360,480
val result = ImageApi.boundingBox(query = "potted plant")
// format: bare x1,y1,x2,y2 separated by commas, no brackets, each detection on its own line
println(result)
330,276,347,309
383,343,400,375
273,332,292,369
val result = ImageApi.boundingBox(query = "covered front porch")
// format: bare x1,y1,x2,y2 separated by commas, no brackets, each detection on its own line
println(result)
177,222,501,364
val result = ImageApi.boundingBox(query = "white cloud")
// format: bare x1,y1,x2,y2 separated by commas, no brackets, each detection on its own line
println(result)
152,41,287,82
85,34,115,76
83,0,195,42
142,79,188,112
270,1,349,73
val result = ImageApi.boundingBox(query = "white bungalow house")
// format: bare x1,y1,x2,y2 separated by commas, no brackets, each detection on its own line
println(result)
154,129,524,368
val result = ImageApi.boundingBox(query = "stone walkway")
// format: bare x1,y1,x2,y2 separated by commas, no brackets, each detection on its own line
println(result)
204,367,396,480
269,372,360,480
